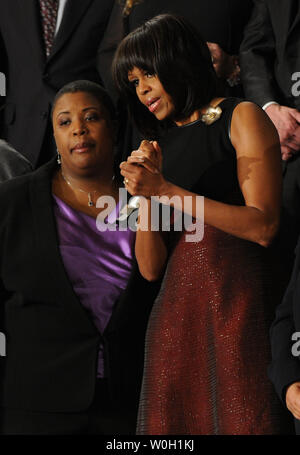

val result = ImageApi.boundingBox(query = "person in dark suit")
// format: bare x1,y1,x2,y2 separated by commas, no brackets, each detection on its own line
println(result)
247,3,300,431
0,80,164,434
99,0,253,97
269,234,300,435
240,0,300,315
0,139,32,182
0,0,114,168
240,0,300,162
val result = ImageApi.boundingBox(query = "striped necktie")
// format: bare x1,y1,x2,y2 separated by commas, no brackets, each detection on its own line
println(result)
39,0,59,58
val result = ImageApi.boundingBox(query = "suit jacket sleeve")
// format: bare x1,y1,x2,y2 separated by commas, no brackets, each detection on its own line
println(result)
281,157,300,256
268,237,300,404
0,141,33,182
0,29,7,116
0,279,6,383
0,276,9,345
240,0,280,106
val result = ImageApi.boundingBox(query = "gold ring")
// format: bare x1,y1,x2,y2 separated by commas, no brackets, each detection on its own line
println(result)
123,178,129,185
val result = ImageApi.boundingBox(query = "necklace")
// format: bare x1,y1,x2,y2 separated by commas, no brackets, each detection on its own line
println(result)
61,169,114,207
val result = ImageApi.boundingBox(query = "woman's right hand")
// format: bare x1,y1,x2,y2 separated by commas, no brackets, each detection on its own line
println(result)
286,382,300,419
124,139,162,174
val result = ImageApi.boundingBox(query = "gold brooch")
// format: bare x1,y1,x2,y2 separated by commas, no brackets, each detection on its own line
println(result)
201,106,222,125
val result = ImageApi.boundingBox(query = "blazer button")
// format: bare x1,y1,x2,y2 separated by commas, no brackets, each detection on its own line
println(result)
40,111,48,119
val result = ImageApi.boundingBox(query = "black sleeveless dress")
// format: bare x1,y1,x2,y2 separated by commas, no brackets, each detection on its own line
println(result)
136,98,292,435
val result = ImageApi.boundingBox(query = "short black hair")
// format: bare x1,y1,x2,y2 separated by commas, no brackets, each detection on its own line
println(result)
51,80,116,124
112,13,218,137
52,80,122,181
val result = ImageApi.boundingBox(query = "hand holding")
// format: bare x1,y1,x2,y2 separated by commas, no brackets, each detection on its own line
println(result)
265,104,300,160
125,139,162,173
120,147,166,199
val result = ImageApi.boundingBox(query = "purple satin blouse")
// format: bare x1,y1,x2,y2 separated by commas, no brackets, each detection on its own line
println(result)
53,195,136,377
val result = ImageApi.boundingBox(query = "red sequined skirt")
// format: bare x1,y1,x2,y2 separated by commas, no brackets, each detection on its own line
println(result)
137,224,289,435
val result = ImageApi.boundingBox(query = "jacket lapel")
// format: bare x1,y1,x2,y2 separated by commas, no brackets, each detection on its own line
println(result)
29,158,99,334
286,0,300,50
17,0,46,68
28,158,157,339
46,0,94,64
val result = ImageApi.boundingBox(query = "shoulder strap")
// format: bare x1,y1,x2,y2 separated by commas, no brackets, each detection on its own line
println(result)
218,97,245,143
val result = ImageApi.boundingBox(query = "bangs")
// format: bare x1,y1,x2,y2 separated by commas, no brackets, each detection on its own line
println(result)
113,28,158,95
112,14,218,138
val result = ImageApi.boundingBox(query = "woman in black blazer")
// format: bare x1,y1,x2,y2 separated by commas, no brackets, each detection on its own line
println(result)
0,80,164,434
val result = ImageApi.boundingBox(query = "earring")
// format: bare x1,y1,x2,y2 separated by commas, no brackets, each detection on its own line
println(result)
57,150,61,164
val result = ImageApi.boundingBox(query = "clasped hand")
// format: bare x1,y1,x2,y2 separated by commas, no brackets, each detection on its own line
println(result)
286,381,300,420
120,140,166,198
265,104,300,161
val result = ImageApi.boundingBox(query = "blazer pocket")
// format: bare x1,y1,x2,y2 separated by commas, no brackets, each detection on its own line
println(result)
3,102,15,125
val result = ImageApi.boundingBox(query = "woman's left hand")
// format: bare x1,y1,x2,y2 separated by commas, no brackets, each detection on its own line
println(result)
125,139,163,173
120,160,166,198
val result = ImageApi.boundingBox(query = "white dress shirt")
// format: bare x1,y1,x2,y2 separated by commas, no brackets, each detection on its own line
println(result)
262,101,279,111
55,0,68,35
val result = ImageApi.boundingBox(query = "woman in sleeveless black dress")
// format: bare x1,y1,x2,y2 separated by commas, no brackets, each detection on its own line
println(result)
113,14,293,434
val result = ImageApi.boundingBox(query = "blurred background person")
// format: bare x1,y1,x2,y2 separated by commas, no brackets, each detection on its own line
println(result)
240,0,300,293
240,0,300,163
0,0,114,169
0,107,32,182
98,0,253,161
269,229,300,435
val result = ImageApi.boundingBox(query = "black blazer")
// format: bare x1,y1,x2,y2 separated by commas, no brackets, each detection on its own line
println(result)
269,234,300,404
0,0,113,167
0,158,159,413
240,0,300,109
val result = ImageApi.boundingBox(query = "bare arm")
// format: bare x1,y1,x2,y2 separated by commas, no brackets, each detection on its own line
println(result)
121,102,282,247
125,141,168,282
134,197,168,282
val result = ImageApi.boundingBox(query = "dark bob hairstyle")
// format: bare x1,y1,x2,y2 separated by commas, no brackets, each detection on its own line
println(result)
51,79,116,126
112,13,218,137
